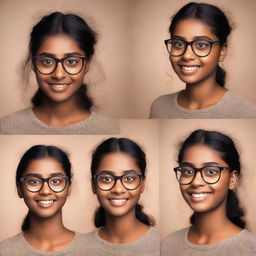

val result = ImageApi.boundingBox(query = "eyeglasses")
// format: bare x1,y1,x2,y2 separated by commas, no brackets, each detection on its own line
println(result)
33,55,87,75
94,172,143,191
20,174,70,193
164,38,220,57
173,165,231,185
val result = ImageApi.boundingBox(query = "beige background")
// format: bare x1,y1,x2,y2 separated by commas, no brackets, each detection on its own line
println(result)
159,119,256,240
0,0,255,119
0,120,160,241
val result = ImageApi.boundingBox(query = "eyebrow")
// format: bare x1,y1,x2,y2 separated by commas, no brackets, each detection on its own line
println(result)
96,169,141,176
24,172,65,178
172,35,215,41
181,162,223,167
36,52,84,58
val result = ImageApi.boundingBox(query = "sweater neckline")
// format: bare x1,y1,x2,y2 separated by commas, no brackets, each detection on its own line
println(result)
174,90,232,112
20,231,79,255
28,108,95,129
183,227,247,250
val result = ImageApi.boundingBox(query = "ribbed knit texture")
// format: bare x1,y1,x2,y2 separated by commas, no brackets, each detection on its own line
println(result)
150,90,256,118
80,227,160,256
0,108,119,134
161,228,256,256
0,232,89,256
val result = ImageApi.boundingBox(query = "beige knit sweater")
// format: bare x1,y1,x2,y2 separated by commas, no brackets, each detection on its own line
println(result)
0,108,119,134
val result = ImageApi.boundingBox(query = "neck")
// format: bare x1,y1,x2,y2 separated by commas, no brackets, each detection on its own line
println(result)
33,97,90,126
188,200,242,244
25,211,68,241
179,76,226,109
100,208,149,243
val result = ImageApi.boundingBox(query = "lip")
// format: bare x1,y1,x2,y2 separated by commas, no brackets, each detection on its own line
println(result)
108,198,129,207
35,199,56,208
47,82,71,92
187,191,213,202
178,64,201,75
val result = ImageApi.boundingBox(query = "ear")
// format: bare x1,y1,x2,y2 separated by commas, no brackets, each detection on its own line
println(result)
17,184,24,198
229,170,239,190
140,176,146,194
91,180,97,194
218,44,227,62
83,60,91,74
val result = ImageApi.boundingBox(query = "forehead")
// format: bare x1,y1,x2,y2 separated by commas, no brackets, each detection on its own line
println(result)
36,33,84,57
182,144,227,167
96,152,141,175
172,18,217,40
24,158,66,177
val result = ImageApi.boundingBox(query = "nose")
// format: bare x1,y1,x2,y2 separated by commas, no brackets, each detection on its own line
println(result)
111,179,126,194
182,44,196,60
191,171,205,186
39,181,52,195
52,62,66,80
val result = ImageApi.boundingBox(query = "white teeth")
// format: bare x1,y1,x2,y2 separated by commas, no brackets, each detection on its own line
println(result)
191,193,211,198
38,200,54,204
50,84,68,88
110,199,127,203
182,66,199,71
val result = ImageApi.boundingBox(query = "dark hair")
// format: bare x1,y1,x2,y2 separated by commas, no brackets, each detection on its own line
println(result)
91,137,154,227
177,129,245,228
169,2,232,87
16,145,72,231
25,12,97,110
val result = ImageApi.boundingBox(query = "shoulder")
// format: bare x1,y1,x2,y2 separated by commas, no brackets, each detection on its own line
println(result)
0,233,24,254
229,229,256,247
149,92,179,118
84,111,120,134
221,91,256,118
0,108,34,134
161,228,187,248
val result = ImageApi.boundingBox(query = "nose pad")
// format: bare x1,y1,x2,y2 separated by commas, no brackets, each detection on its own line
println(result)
111,179,126,194
39,181,52,194
191,171,205,186
52,62,66,79
182,44,196,60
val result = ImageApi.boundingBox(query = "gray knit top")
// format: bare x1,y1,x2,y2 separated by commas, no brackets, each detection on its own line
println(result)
161,228,256,256
150,90,256,118
80,227,160,256
0,108,119,134
0,232,89,256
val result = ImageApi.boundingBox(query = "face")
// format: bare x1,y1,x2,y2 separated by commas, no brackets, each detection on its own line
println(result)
18,158,71,219
170,18,226,86
34,34,89,104
92,152,145,218
179,144,238,214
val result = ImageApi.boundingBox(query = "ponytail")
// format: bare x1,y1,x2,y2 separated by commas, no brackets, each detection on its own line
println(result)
216,64,226,87
94,204,155,227
22,213,30,231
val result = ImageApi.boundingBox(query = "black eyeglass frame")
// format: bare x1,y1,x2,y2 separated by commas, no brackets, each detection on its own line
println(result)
33,55,87,75
94,173,144,191
20,174,70,193
173,166,231,185
164,39,220,57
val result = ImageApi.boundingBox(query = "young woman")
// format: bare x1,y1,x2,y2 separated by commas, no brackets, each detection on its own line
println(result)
161,129,256,255
150,2,256,118
83,137,160,255
0,145,88,255
0,12,119,134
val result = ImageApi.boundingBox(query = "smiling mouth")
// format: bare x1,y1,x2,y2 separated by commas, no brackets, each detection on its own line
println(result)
36,200,55,207
109,198,128,207
48,83,70,89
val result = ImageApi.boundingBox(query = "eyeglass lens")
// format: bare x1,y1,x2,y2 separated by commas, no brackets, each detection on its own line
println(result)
96,173,141,190
35,56,84,75
25,176,67,192
167,39,212,57
176,166,221,184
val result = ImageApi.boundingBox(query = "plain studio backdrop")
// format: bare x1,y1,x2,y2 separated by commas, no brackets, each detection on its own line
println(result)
0,0,255,119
